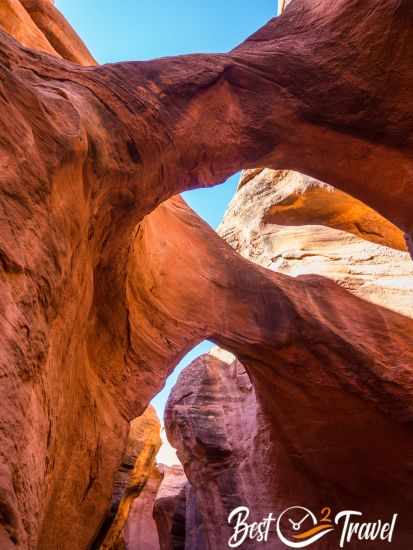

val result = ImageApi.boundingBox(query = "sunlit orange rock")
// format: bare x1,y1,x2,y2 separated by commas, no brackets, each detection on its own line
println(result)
0,0,58,55
94,405,161,550
0,1,412,548
220,169,413,317
20,0,96,65
122,465,162,550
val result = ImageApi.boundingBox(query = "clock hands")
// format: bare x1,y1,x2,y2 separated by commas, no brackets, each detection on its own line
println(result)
288,513,310,531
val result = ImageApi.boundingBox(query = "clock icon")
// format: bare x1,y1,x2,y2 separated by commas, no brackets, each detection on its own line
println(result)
276,506,334,548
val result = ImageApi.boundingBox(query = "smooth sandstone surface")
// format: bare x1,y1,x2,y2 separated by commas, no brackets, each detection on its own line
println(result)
219,169,413,318
0,1,412,548
0,5,125,548
0,0,58,56
20,0,96,65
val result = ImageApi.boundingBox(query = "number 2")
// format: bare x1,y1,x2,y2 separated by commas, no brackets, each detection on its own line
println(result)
321,507,332,523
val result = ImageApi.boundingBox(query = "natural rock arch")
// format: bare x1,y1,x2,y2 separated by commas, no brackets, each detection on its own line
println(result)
0,1,412,548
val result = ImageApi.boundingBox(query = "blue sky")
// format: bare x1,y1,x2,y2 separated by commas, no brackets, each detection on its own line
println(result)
55,1,276,416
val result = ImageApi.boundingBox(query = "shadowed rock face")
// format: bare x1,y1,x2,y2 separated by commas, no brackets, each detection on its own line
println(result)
166,346,413,549
165,354,272,550
184,484,206,550
153,465,206,550
0,1,412,548
153,465,188,550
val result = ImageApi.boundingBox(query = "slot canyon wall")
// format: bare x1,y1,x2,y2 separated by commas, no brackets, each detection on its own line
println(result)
154,465,188,550
0,0,412,549
94,405,161,550
153,464,206,550
165,352,270,550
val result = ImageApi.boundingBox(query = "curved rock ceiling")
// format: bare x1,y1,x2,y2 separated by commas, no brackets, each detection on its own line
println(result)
0,1,412,548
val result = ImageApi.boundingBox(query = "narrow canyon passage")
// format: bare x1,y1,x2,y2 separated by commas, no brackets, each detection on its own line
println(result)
0,1,412,549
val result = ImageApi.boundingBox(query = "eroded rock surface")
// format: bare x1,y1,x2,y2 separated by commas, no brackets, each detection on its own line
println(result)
0,1,412,548
95,405,161,550
20,0,96,65
184,484,206,550
153,465,188,550
219,169,413,317
165,169,413,549
165,354,272,549
122,465,162,550
153,465,206,550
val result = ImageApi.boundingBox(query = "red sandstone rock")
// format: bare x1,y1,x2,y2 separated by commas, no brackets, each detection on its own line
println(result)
165,354,271,549
167,343,413,549
1,1,412,229
0,1,412,548
153,465,187,550
164,168,413,548
20,0,96,65
95,405,161,550
0,0,59,55
184,483,206,550
153,465,206,550
219,169,413,317
122,465,162,550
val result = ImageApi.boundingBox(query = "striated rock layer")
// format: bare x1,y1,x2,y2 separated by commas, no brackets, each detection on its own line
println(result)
154,465,187,550
219,169,413,317
0,1,412,548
